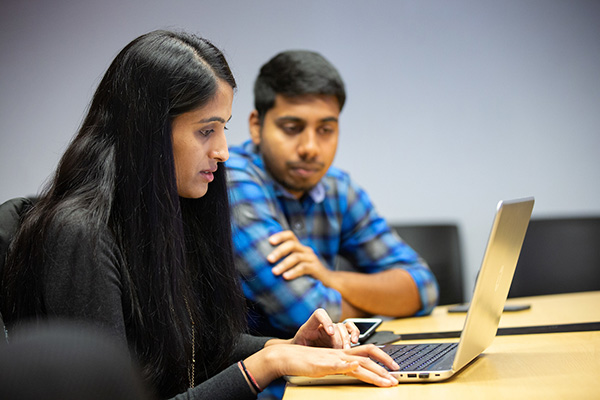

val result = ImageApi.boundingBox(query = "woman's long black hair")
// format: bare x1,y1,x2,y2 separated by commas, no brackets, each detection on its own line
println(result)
1,30,247,397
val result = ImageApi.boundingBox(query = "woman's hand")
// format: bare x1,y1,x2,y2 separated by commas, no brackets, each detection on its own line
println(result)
280,345,400,386
291,308,359,349
244,343,400,390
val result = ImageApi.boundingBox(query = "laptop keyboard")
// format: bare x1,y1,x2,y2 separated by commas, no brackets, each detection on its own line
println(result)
382,342,458,371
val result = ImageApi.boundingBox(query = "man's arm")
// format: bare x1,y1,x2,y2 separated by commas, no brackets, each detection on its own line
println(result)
337,176,439,317
330,269,421,319
267,231,426,319
341,298,368,319
267,170,440,318
227,161,344,334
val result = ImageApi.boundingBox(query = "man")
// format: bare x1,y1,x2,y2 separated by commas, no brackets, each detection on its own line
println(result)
226,50,439,339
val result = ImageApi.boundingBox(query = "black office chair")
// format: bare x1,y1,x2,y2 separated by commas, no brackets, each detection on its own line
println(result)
391,224,464,305
0,197,35,276
508,216,600,298
334,223,464,306
0,197,36,343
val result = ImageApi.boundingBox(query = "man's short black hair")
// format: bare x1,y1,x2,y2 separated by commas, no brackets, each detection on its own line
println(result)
254,50,346,123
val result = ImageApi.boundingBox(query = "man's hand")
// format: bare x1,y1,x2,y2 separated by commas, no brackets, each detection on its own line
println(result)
268,230,332,283
267,231,422,319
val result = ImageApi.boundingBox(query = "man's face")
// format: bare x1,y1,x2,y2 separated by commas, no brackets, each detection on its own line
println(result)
250,94,340,199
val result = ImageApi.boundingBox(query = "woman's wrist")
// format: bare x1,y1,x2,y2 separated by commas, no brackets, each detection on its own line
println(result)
264,338,292,347
242,346,282,389
238,360,262,394
237,362,257,395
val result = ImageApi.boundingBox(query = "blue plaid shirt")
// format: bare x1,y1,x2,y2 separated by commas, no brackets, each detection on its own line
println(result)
226,140,439,338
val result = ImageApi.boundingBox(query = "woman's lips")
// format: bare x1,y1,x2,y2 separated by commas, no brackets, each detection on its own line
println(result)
200,169,216,182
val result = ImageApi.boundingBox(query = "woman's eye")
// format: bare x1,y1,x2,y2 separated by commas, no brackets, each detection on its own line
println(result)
198,129,214,137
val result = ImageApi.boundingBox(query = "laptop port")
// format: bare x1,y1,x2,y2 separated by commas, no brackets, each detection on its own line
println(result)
419,373,430,379
408,374,417,378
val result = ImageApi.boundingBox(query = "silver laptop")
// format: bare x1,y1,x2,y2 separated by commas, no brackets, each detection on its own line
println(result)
286,197,535,385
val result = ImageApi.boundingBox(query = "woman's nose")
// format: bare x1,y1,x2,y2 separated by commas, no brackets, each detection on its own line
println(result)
211,131,229,162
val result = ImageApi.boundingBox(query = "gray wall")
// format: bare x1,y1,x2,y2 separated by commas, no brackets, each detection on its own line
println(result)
2,0,599,300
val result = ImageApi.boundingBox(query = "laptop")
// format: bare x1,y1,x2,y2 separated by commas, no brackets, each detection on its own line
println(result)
286,197,535,385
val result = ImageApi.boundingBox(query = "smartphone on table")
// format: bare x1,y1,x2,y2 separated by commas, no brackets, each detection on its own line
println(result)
342,317,383,344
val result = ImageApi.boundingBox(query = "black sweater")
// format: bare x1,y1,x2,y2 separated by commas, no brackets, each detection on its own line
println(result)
38,210,269,399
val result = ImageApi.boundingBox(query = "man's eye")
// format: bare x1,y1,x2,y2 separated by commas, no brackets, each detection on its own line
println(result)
318,126,335,135
282,125,303,134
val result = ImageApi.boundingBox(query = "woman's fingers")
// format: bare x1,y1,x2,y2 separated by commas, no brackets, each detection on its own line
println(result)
335,323,351,349
306,351,397,386
272,344,398,387
329,352,397,387
292,308,344,347
344,320,360,344
348,344,400,371
304,308,335,336
346,362,398,387
329,359,360,374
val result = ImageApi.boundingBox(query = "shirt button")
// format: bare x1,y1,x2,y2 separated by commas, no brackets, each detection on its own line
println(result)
293,221,304,231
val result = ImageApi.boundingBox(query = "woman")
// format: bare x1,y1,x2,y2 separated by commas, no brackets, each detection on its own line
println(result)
1,30,399,399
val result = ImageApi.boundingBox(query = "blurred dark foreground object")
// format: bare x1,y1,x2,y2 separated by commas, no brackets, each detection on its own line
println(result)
0,320,154,400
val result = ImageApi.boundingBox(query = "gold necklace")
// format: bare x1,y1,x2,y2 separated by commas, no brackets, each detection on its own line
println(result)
184,298,195,388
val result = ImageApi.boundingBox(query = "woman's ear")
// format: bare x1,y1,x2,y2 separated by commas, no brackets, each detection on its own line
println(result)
248,110,262,145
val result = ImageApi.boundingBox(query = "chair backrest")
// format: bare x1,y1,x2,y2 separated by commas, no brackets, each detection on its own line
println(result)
0,197,35,343
0,197,35,277
508,216,600,298
391,224,464,305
